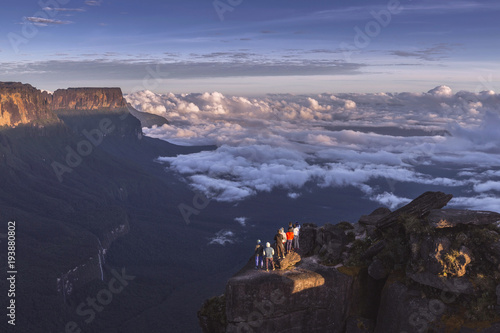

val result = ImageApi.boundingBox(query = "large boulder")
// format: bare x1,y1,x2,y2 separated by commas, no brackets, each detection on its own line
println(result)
316,223,347,247
278,251,301,270
361,241,386,261
358,207,391,226
407,271,475,295
299,223,317,256
368,258,388,280
377,191,453,229
428,209,500,228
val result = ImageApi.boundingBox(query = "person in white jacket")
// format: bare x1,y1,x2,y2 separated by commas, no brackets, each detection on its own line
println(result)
279,228,286,249
293,222,300,250
263,242,275,272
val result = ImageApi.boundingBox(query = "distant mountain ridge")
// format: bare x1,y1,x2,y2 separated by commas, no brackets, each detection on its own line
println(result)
0,82,167,128
52,87,128,114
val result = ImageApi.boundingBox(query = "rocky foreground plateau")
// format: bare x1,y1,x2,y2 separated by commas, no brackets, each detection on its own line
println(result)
199,192,500,333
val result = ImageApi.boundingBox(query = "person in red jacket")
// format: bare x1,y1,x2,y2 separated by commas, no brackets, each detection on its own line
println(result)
286,227,294,254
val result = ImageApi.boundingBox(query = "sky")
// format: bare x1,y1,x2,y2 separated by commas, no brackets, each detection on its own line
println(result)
1,0,499,95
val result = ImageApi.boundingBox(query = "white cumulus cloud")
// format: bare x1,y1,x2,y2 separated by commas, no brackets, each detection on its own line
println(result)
126,86,500,212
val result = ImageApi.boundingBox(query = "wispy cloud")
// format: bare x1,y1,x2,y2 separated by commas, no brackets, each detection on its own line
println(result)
85,0,102,6
24,17,73,26
208,230,237,246
0,57,365,80
42,7,86,12
402,0,500,13
390,43,457,61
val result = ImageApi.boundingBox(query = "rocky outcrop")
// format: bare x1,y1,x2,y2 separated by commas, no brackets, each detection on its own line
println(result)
0,82,59,127
376,191,453,229
224,257,362,333
358,207,391,226
199,192,500,332
428,209,500,228
52,87,128,114
276,251,301,270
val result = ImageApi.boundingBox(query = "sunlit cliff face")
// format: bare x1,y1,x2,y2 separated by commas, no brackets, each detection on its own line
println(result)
0,83,56,127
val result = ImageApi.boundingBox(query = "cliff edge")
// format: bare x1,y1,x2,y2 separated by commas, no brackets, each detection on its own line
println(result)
0,82,59,127
52,87,128,114
199,192,500,333
0,82,168,133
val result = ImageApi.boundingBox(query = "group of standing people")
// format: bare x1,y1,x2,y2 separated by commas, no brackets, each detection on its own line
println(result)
254,222,301,272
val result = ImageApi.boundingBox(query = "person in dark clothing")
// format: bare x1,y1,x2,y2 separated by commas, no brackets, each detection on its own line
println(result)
274,229,285,259
254,240,264,269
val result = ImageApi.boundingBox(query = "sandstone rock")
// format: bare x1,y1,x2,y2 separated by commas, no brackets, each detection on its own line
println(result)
352,222,366,238
371,207,392,216
337,221,355,230
496,284,500,307
278,251,301,270
458,324,500,333
410,234,421,261
225,257,358,333
407,271,475,295
0,82,59,127
362,241,386,260
299,224,317,256
316,223,347,247
377,191,453,229
52,87,127,114
359,207,391,226
429,238,472,277
368,258,388,280
488,241,500,264
198,295,226,333
428,209,500,228
319,242,343,262
375,280,448,333
201,192,500,333
431,236,452,273
345,316,375,333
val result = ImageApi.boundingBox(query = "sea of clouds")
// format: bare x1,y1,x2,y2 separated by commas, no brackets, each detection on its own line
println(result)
125,86,500,212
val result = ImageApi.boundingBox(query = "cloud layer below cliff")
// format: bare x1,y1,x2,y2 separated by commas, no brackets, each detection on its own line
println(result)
126,86,500,211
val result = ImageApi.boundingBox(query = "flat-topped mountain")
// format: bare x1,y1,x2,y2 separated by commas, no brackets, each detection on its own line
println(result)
52,87,128,114
0,82,168,131
0,82,59,127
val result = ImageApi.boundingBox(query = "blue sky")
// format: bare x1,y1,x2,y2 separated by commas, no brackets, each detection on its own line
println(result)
1,0,499,95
